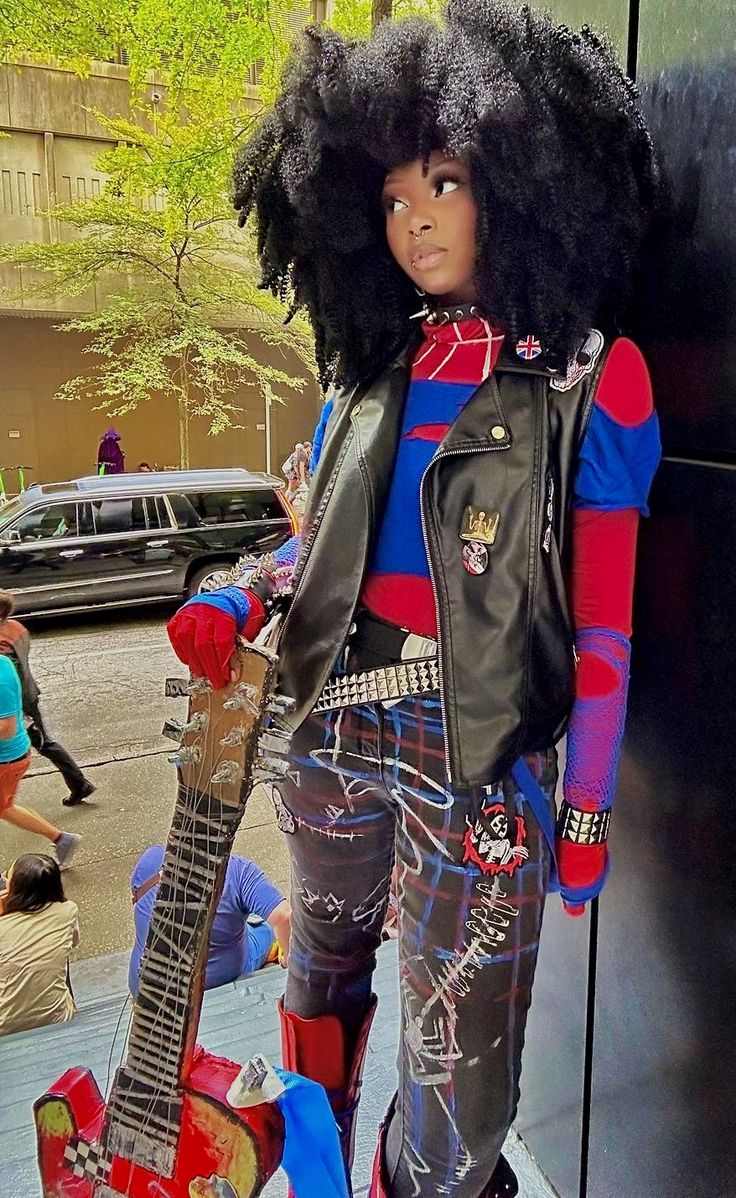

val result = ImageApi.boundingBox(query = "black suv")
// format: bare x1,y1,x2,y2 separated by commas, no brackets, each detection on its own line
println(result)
0,469,297,616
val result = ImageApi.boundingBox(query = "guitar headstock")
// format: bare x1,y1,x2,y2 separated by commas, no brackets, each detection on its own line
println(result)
164,638,281,808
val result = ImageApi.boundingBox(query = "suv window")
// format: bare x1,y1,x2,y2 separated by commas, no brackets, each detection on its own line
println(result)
85,497,148,535
183,490,283,526
150,495,173,530
167,494,200,529
11,502,78,541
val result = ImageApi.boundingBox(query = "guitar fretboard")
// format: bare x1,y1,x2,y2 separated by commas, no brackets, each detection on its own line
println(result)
104,784,243,1173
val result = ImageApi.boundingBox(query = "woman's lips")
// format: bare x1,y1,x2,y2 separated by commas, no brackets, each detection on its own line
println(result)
411,244,447,272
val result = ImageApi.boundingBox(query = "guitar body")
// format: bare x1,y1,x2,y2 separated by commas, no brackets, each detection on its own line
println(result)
35,1048,284,1198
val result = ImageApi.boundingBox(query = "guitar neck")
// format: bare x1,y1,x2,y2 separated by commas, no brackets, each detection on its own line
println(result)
102,640,278,1178
133,785,241,1076
105,784,241,1170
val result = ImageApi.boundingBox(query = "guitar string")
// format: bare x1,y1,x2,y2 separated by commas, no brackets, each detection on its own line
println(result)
107,682,222,1190
105,991,134,1097
112,647,275,1188
118,684,221,1164
103,684,211,1157
114,646,278,1191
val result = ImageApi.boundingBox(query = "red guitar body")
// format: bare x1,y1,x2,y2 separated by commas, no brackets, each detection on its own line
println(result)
35,1047,284,1198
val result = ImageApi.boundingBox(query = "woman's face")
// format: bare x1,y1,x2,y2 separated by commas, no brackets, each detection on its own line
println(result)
382,151,479,304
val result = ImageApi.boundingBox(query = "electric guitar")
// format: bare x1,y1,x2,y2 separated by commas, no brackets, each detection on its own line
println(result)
34,632,294,1198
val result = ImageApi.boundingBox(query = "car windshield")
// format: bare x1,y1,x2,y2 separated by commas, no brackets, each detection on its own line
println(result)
0,496,25,532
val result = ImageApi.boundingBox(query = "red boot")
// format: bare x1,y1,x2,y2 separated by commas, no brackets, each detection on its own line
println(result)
279,995,378,1187
368,1101,518,1197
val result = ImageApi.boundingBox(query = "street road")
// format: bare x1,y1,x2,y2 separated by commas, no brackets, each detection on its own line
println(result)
0,607,291,960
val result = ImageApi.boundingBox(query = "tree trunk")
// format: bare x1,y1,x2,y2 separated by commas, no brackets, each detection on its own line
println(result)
371,0,392,29
178,356,191,469
178,396,190,469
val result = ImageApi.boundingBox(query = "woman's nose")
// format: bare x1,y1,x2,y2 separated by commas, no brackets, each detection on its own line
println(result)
409,217,433,239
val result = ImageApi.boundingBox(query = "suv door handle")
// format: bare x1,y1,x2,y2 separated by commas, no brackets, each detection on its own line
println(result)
147,539,170,548
58,548,83,558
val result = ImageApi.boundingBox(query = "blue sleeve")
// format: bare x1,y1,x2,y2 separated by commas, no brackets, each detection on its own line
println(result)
310,397,335,473
275,1069,349,1198
232,856,284,921
179,585,253,629
573,405,662,517
131,845,165,891
0,661,18,718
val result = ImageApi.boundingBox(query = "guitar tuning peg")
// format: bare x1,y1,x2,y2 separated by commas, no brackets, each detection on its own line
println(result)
258,729,292,756
168,745,201,768
162,712,208,741
164,677,189,698
211,760,241,785
184,712,208,733
162,717,185,742
186,676,210,695
253,766,290,785
224,682,259,714
267,694,296,716
254,755,290,778
220,725,247,747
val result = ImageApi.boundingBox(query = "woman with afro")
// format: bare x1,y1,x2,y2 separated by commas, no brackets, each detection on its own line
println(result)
168,3,661,1195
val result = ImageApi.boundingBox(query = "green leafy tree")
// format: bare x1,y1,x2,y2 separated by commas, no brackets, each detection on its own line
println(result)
330,0,443,38
0,0,314,466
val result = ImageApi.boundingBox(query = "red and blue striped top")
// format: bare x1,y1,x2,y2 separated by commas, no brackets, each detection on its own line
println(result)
310,316,660,638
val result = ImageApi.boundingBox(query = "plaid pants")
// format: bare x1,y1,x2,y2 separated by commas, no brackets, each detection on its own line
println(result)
279,694,556,1198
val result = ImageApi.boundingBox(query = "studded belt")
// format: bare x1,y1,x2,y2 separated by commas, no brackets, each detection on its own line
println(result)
312,657,440,713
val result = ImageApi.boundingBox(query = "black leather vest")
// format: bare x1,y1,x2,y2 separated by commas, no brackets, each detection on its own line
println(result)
277,339,605,788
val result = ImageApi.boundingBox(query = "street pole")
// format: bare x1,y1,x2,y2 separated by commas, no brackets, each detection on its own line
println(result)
578,897,600,1198
264,387,272,475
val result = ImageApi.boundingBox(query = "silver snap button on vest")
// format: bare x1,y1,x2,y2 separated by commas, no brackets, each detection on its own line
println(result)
491,425,506,440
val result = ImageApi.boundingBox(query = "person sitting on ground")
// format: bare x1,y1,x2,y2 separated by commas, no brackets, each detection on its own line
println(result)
0,655,80,868
128,845,290,997
0,853,79,1036
0,592,96,807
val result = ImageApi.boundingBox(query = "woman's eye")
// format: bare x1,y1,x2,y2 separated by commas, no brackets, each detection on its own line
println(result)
435,177,460,196
384,196,407,214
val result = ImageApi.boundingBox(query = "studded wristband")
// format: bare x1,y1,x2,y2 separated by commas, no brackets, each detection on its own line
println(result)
556,801,611,845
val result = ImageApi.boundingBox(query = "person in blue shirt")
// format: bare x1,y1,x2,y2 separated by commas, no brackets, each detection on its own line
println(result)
129,844,290,996
0,656,80,869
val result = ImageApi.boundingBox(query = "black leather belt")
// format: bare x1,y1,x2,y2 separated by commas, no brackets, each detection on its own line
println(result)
350,610,437,668
311,611,440,713
313,656,440,713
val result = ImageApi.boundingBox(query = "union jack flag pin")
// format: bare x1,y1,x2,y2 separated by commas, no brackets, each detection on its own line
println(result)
516,335,542,360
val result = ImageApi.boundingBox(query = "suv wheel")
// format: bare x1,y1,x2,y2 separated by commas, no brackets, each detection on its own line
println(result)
186,561,233,598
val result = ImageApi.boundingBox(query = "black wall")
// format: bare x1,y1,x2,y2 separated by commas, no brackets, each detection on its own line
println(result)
517,3,736,1195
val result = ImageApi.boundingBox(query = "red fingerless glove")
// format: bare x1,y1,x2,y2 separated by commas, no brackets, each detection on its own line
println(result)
556,840,608,916
167,589,266,689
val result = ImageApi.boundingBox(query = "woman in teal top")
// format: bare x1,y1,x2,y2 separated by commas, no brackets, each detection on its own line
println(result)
0,656,80,869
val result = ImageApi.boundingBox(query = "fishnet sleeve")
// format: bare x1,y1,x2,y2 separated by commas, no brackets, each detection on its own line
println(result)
563,626,631,814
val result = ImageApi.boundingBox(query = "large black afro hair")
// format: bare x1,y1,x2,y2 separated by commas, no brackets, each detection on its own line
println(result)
233,0,659,388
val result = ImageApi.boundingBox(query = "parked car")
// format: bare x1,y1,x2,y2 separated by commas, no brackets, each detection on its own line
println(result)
0,469,298,616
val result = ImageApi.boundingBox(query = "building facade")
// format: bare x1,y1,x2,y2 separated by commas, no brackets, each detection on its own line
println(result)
0,52,321,488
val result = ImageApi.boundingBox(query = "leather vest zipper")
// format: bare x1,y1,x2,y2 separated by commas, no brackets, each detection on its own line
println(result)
290,425,357,605
420,440,509,784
